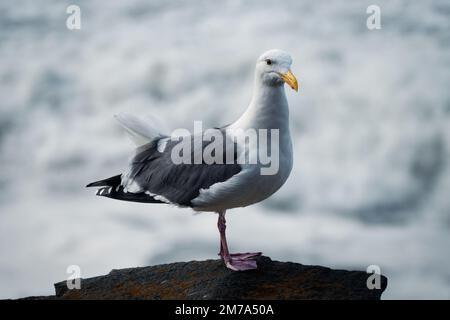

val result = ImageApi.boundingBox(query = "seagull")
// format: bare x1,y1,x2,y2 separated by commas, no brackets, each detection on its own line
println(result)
87,49,298,271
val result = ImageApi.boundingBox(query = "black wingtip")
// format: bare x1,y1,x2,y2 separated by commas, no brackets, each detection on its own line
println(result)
86,181,105,188
86,175,122,188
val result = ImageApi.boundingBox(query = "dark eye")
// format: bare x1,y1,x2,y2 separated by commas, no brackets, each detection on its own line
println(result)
266,59,272,65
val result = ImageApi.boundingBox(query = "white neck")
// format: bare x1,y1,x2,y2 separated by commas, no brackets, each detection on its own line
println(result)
231,80,290,130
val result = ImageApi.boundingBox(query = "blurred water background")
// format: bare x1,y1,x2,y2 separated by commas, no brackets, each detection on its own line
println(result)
0,0,449,299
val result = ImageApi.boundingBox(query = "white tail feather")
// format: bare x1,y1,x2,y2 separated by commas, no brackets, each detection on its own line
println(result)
114,112,164,147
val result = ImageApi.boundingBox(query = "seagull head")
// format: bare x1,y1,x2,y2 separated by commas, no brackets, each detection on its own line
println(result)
255,49,298,92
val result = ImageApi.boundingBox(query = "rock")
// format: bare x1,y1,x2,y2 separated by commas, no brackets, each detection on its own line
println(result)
25,256,388,300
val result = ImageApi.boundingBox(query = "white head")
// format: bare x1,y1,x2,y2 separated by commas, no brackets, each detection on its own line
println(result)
255,49,298,92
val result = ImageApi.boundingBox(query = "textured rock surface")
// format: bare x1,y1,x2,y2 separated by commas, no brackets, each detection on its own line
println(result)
24,256,387,300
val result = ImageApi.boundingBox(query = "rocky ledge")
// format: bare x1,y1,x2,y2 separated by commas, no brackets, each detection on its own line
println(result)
23,256,387,300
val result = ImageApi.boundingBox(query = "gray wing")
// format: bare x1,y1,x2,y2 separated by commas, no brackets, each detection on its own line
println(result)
125,129,241,207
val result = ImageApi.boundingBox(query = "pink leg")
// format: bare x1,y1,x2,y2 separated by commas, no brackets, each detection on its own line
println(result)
217,211,262,271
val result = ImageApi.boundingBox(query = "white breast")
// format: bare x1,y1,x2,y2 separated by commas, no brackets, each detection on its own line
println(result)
191,84,293,212
190,132,292,212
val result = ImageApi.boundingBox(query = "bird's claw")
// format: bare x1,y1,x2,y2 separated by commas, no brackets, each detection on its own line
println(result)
221,252,262,271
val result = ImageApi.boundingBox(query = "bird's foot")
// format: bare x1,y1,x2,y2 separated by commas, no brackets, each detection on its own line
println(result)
220,252,262,271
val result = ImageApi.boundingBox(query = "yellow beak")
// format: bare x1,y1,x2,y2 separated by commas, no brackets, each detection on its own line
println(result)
280,69,298,92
